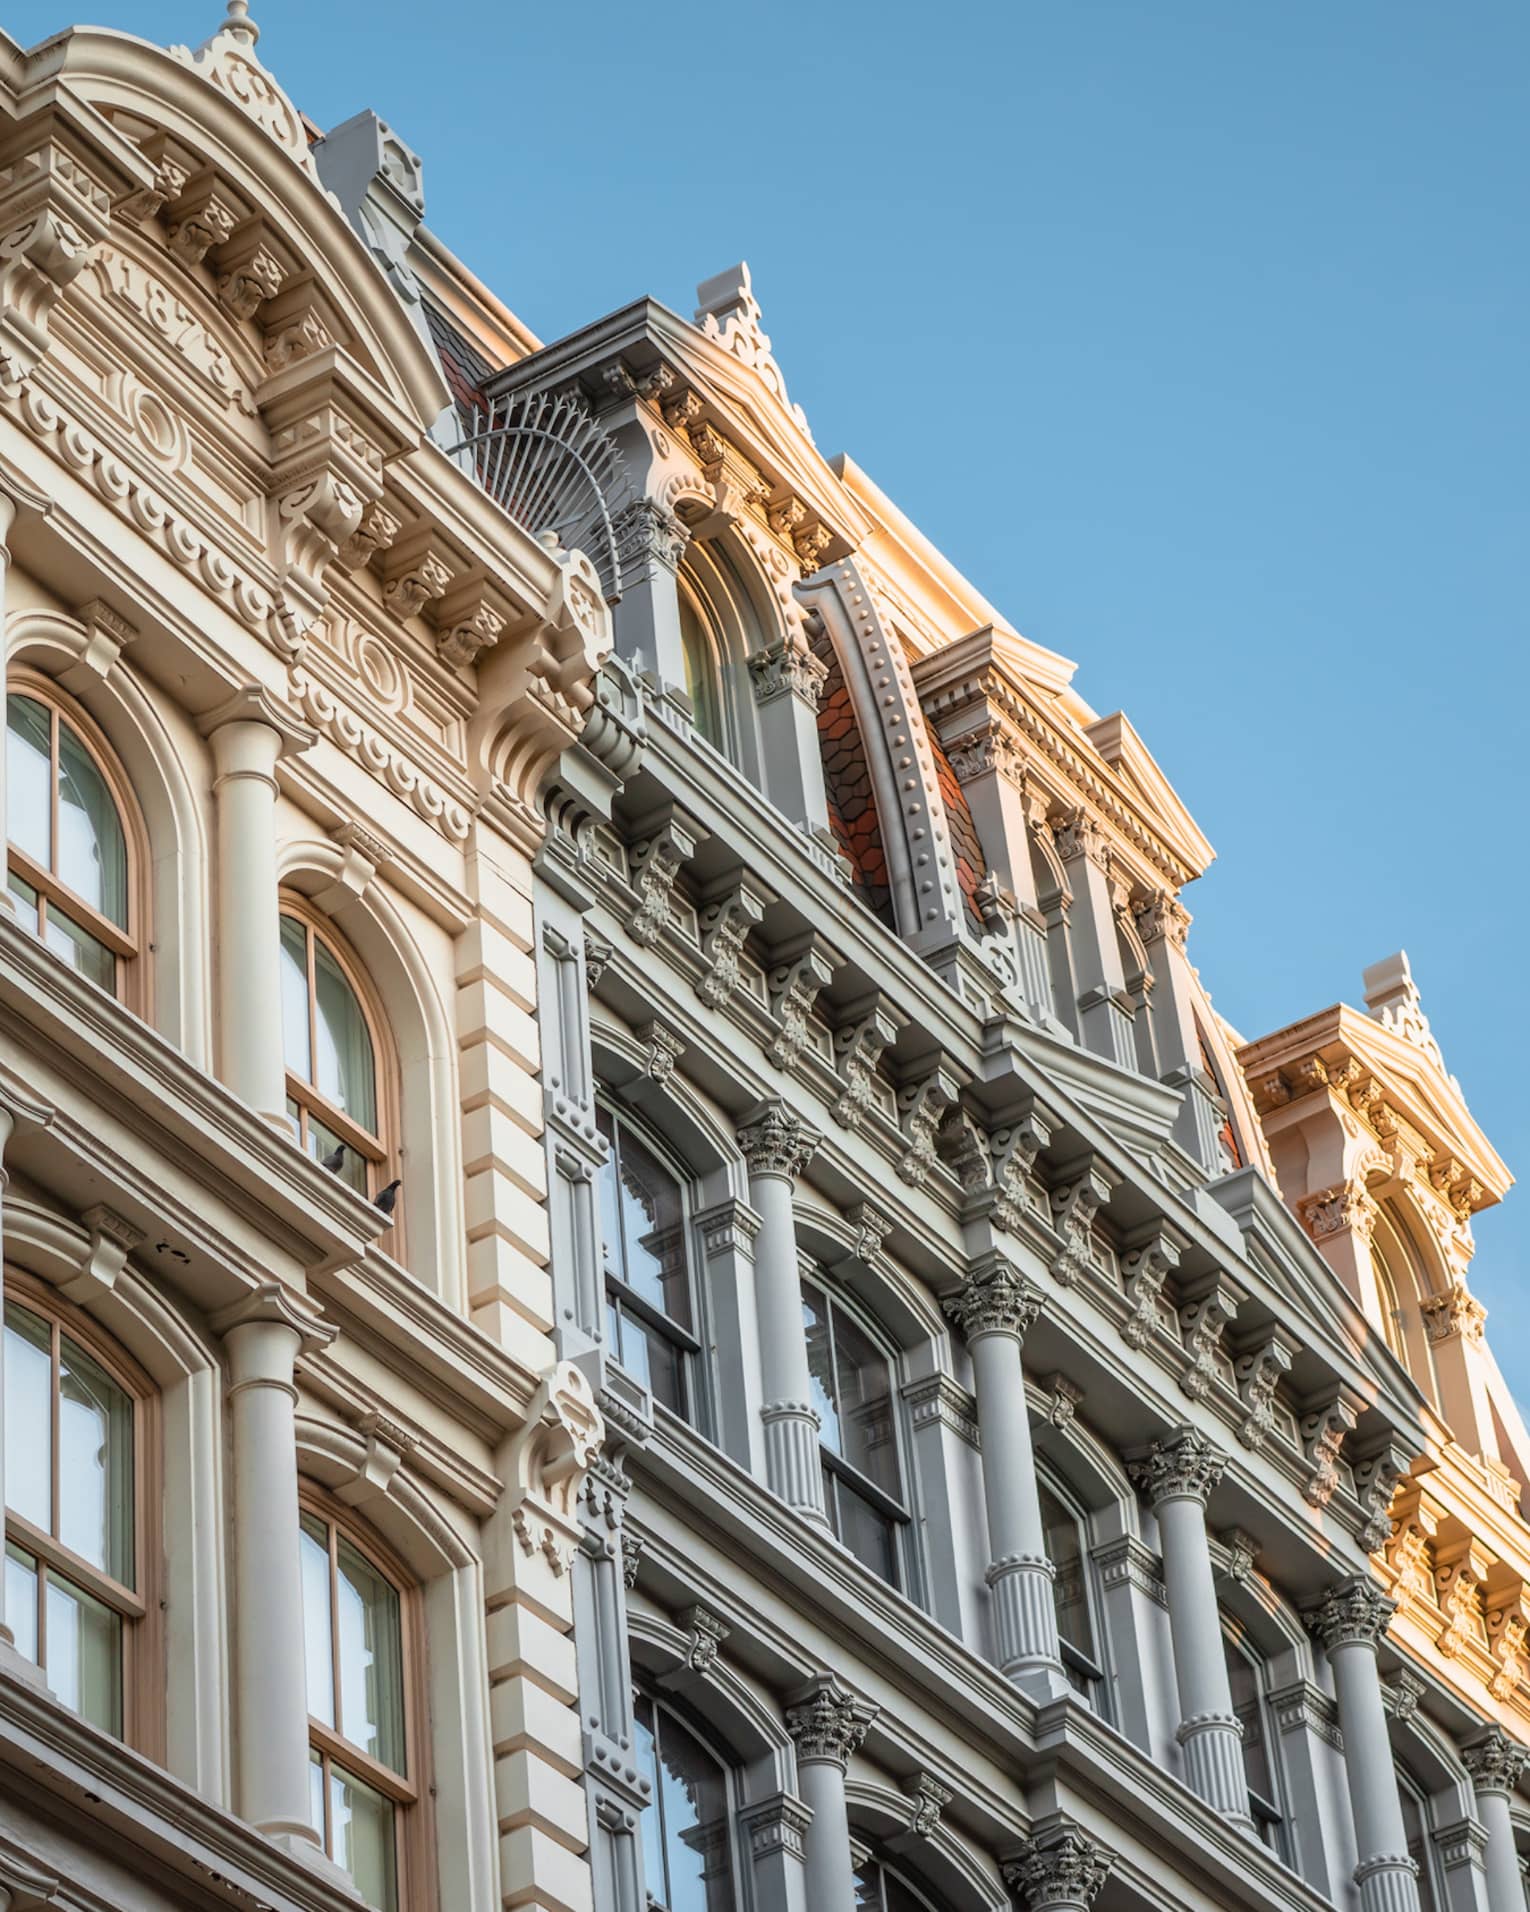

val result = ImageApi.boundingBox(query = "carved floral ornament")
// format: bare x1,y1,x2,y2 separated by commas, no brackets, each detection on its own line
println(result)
502,1361,605,1576
1305,1575,1396,1653
784,1675,876,1770
737,1104,820,1182
942,1258,1043,1344
1462,1729,1528,1796
1001,1824,1115,1910
1129,1428,1226,1510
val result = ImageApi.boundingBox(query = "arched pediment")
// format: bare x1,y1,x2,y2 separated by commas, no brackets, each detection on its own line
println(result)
25,17,449,430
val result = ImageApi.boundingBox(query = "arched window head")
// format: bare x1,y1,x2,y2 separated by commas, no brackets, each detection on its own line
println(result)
1396,1768,1443,1912
4,1284,146,1741
1372,1243,1408,1365
1038,1476,1105,1707
299,1507,420,1910
801,1274,910,1588
678,587,725,751
6,687,137,999
633,1689,740,1910
854,1858,943,1911
596,1104,702,1423
279,907,389,1200
1223,1627,1286,1856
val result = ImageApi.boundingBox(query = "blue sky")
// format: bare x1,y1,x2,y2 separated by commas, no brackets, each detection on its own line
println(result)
14,2,1529,1384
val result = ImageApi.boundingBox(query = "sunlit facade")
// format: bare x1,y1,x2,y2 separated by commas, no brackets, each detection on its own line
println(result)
0,7,1525,1912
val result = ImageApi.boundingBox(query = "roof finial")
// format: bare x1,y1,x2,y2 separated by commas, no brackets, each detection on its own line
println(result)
222,0,259,45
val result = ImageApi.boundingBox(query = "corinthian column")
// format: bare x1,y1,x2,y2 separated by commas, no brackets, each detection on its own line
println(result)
0,1086,49,1684
1307,1579,1421,1912
942,1259,1066,1699
1462,1730,1526,1912
1131,1428,1254,1828
786,1675,876,1912
199,689,314,1130
211,1283,345,1881
737,1105,826,1521
1002,1822,1115,1912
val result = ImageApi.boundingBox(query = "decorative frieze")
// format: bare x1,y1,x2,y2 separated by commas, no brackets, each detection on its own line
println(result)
1049,1161,1111,1287
696,874,767,1011
1234,1333,1294,1452
903,1374,981,1448
626,814,697,947
1178,1279,1238,1402
830,1000,898,1133
1120,1232,1178,1348
766,940,834,1073
895,1069,960,1189
1299,1391,1359,1510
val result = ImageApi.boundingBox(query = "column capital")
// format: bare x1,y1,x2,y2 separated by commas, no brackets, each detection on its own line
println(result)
1129,1426,1226,1509
942,1256,1042,1343
1305,1574,1396,1653
737,1102,820,1181
1462,1728,1528,1796
210,1281,337,1387
197,683,317,757
785,1674,876,1771
1002,1822,1115,1910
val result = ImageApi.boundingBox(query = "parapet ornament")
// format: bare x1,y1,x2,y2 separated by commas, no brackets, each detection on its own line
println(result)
942,1258,1043,1344
1001,1824,1114,1910
784,1675,877,1770
737,1104,820,1182
1306,1575,1396,1653
1130,1427,1226,1509
170,3,321,183
1462,1728,1528,1796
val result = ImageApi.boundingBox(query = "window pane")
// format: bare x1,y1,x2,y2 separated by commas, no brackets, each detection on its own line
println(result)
305,1108,370,1195
6,694,51,869
595,1108,624,1282
313,938,377,1134
653,1706,736,1912
58,1332,133,1584
620,1309,684,1417
56,718,127,926
679,596,722,749
46,1571,122,1735
6,1544,37,1664
853,1861,886,1910
828,1302,899,1498
633,1696,668,1906
1039,1483,1094,1665
612,1126,690,1328
802,1282,839,1448
42,903,116,992
833,1476,899,1587
5,1301,52,1533
309,1748,326,1842
299,1514,335,1728
8,870,39,934
330,1761,397,1912
335,1534,405,1774
280,916,313,1082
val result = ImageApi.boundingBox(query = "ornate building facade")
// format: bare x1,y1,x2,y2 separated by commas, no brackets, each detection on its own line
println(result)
0,8,1525,1912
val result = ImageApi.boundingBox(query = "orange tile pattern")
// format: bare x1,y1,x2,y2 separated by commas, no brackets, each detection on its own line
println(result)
812,630,895,926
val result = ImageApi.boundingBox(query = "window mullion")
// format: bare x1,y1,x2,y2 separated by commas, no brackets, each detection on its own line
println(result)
49,1319,61,1544
48,704,59,883
328,1520,343,1741
305,923,319,1099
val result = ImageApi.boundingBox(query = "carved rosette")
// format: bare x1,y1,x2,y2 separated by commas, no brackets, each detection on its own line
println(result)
737,1105,820,1183
1462,1729,1526,1796
784,1676,877,1771
1002,1825,1114,1911
1306,1576,1395,1653
942,1260,1043,1344
1130,1428,1226,1510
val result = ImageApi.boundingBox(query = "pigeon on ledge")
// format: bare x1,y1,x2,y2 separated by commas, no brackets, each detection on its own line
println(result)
319,1143,345,1174
375,1178,402,1218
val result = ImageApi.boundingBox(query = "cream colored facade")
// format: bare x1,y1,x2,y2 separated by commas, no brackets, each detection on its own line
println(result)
1,9,1527,1912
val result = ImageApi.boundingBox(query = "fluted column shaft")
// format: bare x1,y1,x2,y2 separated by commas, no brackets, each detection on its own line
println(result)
1132,1429,1253,1828
944,1262,1065,1698
214,1286,335,1858
1463,1732,1527,1912
0,488,17,918
1309,1579,1421,1912
738,1107,826,1522
202,693,311,1130
787,1679,874,1912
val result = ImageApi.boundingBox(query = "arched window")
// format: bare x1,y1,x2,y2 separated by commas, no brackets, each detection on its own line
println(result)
1223,1626,1286,1857
4,1283,146,1740
279,906,389,1199
679,586,725,752
6,686,137,999
1038,1476,1106,1708
1397,1768,1443,1912
1372,1244,1408,1364
633,1689,740,1910
299,1506,419,1911
801,1273,910,1588
596,1104,701,1422
853,1857,942,1911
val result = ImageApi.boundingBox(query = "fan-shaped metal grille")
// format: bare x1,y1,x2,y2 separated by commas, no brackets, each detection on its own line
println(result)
449,388,644,603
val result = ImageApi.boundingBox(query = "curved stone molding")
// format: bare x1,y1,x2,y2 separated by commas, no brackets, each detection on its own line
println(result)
1306,1576,1396,1653
287,667,471,841
1002,1823,1114,1911
737,1103,820,1182
784,1674,877,1771
1129,1427,1226,1510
